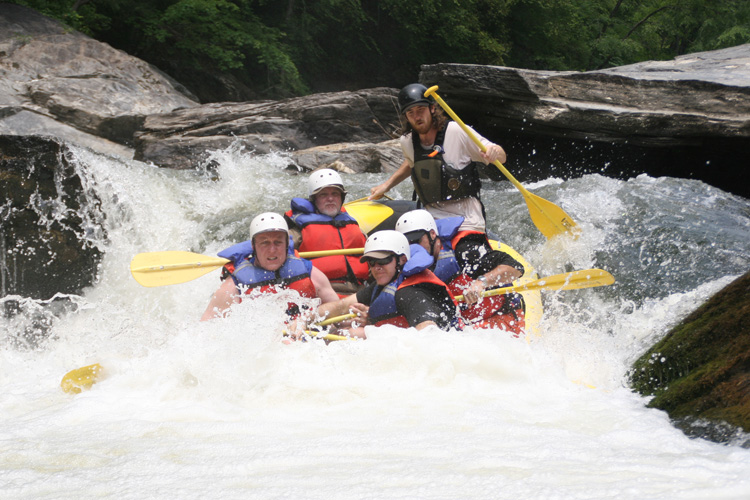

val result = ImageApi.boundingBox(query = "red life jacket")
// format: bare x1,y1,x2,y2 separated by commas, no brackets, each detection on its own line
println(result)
286,203,368,285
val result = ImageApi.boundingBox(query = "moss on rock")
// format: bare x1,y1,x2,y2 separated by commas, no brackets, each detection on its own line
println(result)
629,270,750,440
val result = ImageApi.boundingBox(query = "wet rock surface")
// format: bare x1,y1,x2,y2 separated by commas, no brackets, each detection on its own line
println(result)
629,270,750,445
0,134,105,300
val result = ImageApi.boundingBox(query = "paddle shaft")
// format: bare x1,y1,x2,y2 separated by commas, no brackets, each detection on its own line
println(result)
453,269,614,302
423,86,579,239
316,312,357,326
282,330,355,342
131,247,363,273
301,248,363,258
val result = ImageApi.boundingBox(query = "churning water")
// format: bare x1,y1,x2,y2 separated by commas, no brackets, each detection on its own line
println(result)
2,143,749,499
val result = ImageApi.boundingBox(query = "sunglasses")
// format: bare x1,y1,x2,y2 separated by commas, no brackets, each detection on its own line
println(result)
365,254,396,267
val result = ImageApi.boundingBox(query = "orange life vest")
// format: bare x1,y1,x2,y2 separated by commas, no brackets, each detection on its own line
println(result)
286,200,368,285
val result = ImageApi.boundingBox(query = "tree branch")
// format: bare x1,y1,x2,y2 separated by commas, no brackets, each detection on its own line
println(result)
625,6,674,40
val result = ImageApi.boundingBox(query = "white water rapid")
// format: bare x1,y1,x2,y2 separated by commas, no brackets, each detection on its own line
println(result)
2,143,749,499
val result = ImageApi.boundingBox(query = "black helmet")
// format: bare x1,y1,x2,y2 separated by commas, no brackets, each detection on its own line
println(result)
398,83,432,114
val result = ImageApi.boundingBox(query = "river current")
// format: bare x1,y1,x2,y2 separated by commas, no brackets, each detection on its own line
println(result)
2,143,749,499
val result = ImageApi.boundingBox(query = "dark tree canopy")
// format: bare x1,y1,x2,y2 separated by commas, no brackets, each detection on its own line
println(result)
7,0,750,101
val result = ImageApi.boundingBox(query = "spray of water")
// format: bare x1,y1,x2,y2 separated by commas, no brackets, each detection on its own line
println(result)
2,143,749,499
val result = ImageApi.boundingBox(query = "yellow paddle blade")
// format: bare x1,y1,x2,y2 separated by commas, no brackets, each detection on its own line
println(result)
454,268,614,301
343,200,394,234
424,85,580,240
523,190,581,240
130,251,230,287
61,363,103,394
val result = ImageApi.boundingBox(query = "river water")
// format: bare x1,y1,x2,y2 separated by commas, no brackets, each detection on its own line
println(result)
2,143,750,499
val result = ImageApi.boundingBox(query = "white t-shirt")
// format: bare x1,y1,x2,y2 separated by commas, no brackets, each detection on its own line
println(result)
399,121,495,232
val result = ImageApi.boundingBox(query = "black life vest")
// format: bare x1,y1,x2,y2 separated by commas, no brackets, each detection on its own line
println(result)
410,123,482,205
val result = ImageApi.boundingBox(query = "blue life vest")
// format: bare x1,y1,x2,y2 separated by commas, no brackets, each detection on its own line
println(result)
217,239,315,296
287,198,359,227
433,216,464,283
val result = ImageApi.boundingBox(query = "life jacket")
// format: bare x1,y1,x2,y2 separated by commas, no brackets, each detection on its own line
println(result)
368,244,460,329
432,216,464,284
217,239,317,317
410,122,482,205
438,229,524,335
468,308,526,337
285,198,368,285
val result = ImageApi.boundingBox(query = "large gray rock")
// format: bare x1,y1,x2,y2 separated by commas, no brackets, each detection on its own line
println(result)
0,4,197,148
419,46,750,198
419,44,750,145
134,88,401,170
290,140,403,175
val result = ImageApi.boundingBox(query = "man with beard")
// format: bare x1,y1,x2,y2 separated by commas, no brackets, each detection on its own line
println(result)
285,168,369,295
369,83,506,234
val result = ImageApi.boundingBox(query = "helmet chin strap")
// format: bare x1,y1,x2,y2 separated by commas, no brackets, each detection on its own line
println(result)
426,232,438,256
394,255,405,277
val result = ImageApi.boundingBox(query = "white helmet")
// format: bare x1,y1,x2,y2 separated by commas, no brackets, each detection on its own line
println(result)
308,168,347,197
249,212,288,240
395,209,438,243
360,230,410,263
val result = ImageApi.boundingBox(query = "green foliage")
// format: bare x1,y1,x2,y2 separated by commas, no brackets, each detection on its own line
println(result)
5,0,750,99
6,0,110,34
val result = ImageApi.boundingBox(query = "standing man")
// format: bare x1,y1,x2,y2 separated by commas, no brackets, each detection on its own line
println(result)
201,212,340,322
286,168,369,295
395,209,526,334
369,83,506,233
316,230,461,337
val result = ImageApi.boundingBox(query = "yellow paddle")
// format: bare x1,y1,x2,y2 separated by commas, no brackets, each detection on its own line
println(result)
129,251,229,288
130,248,365,288
423,86,581,240
130,196,397,288
453,269,614,302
